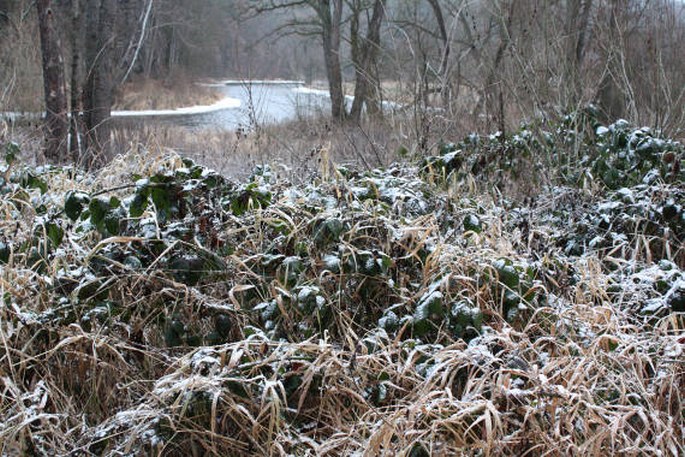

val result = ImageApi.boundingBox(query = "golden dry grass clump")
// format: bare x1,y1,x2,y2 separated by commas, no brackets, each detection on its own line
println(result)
113,79,223,112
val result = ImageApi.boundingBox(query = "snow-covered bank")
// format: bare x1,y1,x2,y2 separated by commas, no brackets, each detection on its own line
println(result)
1,97,242,122
206,79,306,87
294,86,402,110
292,86,329,97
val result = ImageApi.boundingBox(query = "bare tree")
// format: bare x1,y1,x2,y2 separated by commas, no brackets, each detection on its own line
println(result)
69,0,83,159
426,0,451,107
36,0,68,163
81,0,117,167
482,0,514,133
349,0,386,122
563,0,593,109
120,0,154,85
596,0,625,121
315,0,346,119
253,0,346,119
254,0,391,121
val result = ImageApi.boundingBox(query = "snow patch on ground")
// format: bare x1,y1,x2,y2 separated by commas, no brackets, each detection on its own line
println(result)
212,79,305,86
3,97,243,120
292,86,331,97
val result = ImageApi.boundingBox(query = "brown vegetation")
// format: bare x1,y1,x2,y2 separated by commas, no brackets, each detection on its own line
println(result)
1,1,684,453
113,78,223,111
109,116,408,179
0,137,682,454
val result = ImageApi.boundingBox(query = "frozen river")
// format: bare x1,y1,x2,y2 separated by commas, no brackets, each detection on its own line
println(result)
112,80,333,130
3,80,399,131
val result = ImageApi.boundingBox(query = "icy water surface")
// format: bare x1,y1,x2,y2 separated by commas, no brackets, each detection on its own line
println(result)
115,81,332,130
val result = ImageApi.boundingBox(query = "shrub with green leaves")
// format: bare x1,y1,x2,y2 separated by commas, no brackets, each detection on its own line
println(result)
421,115,684,192
1,121,683,456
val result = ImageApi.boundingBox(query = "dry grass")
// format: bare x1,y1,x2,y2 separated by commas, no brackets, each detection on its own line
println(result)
0,126,683,456
113,78,223,111
109,116,416,181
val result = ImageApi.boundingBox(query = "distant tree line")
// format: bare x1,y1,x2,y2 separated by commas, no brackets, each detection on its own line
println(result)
252,0,685,136
1,0,319,165
3,0,685,166
387,0,685,138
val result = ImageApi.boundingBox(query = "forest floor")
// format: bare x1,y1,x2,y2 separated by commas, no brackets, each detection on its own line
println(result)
0,113,683,456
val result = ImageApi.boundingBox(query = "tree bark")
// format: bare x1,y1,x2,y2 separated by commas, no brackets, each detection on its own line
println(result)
83,0,117,168
596,0,625,122
427,0,451,107
349,0,386,122
36,0,69,164
563,0,593,108
69,0,83,160
316,0,346,120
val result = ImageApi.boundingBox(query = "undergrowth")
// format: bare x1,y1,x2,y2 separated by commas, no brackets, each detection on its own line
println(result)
0,115,683,456
113,78,223,111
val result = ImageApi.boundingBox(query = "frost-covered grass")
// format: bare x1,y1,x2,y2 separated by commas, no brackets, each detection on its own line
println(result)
0,117,683,456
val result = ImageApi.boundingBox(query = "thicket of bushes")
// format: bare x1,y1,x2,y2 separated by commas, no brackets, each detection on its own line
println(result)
0,114,682,455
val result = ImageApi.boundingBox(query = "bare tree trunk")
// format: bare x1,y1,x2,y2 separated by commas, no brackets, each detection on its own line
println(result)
484,1,514,132
83,0,117,168
426,0,451,108
349,0,386,122
563,0,593,109
350,0,360,71
69,0,83,160
317,0,346,120
36,0,68,163
253,0,346,120
121,0,153,85
597,0,625,122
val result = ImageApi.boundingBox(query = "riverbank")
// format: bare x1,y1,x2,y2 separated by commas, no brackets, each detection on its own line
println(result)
1,78,235,123
113,78,224,111
3,78,448,174
109,114,408,179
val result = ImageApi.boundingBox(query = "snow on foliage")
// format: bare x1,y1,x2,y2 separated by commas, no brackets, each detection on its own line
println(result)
0,116,682,455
